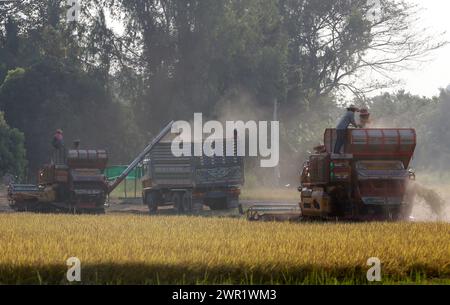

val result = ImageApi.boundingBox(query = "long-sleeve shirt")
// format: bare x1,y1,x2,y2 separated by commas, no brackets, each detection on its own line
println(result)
336,111,357,130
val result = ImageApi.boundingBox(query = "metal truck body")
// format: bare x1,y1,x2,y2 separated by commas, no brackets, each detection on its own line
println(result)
299,128,416,221
142,141,244,213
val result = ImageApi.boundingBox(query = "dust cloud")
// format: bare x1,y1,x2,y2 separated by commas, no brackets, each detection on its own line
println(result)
214,88,271,123
407,181,450,222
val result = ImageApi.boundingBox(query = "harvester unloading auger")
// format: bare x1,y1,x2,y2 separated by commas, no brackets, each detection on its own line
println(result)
8,121,174,213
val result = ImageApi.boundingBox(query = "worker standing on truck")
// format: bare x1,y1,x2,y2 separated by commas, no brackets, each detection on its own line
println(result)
334,105,359,154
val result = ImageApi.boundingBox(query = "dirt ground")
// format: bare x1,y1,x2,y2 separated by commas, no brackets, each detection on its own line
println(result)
1,182,448,221
0,185,293,216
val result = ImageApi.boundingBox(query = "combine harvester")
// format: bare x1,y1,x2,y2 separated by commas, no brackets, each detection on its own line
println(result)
8,150,109,213
246,128,417,221
8,122,174,213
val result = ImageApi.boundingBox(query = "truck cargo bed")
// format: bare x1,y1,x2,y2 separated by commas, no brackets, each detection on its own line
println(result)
148,142,244,188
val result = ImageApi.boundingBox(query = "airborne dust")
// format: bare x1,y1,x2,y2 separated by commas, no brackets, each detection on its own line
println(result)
407,181,450,222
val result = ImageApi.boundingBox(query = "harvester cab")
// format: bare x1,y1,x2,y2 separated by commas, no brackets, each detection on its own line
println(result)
299,128,416,221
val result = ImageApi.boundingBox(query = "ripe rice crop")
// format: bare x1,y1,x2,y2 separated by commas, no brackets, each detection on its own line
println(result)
0,214,448,284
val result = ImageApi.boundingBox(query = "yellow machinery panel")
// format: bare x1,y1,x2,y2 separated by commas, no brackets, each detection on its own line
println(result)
300,187,331,217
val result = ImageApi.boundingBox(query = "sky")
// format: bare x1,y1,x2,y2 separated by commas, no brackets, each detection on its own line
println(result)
384,0,450,97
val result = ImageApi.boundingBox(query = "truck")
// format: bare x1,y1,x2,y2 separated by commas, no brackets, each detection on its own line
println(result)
141,140,244,213
298,128,416,221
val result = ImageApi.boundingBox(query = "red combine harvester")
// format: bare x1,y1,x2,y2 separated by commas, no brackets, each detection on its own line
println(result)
8,122,175,213
8,149,109,213
299,128,416,221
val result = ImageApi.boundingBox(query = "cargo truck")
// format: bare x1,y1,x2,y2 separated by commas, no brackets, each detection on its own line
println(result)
141,140,244,213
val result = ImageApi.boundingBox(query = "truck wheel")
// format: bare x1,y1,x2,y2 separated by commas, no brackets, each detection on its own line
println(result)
182,192,192,213
208,198,227,210
146,192,158,214
172,192,183,213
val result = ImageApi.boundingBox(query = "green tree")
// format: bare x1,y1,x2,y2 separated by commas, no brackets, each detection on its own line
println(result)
0,60,141,176
365,90,449,171
0,112,27,180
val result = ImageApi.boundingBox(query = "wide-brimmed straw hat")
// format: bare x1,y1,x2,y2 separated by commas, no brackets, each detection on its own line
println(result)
346,104,359,111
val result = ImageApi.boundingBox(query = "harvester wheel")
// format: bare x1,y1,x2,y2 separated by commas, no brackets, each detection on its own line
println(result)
207,198,227,210
182,192,192,213
145,192,158,214
172,192,183,213
246,209,260,221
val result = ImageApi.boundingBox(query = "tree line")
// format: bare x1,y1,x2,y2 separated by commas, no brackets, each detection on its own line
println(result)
0,0,446,183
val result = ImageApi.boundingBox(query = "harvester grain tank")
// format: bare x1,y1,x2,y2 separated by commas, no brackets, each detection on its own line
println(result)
299,128,416,220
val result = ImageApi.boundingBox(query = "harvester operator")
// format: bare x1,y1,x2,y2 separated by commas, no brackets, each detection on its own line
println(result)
51,129,65,164
333,105,359,154
52,129,64,149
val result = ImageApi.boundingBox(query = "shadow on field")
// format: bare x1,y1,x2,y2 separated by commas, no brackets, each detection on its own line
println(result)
1,262,447,285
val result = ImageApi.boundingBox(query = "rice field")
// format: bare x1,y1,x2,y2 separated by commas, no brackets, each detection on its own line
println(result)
0,214,449,284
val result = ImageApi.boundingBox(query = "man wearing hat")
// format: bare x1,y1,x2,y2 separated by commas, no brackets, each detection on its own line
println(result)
52,129,64,150
359,108,371,128
51,129,65,164
333,105,359,154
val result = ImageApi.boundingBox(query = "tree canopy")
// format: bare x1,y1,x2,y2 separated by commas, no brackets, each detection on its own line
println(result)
0,111,26,180
0,0,447,183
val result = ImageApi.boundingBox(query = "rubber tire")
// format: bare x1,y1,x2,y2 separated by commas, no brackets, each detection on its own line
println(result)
208,198,228,210
146,192,158,214
172,192,183,213
182,192,192,213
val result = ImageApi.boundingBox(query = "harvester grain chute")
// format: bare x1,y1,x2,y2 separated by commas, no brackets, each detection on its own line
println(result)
107,121,174,194
8,121,174,213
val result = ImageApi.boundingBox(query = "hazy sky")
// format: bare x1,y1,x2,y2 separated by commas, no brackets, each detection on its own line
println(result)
387,0,450,97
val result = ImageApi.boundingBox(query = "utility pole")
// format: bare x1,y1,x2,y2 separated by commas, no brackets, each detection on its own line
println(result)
273,99,281,187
